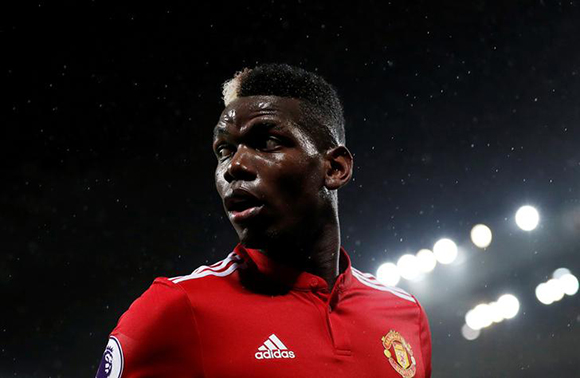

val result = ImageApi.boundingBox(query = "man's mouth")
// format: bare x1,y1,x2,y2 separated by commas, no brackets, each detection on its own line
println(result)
229,202,264,223
224,190,265,223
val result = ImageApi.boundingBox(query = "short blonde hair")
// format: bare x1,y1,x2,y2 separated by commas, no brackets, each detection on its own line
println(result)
222,68,252,106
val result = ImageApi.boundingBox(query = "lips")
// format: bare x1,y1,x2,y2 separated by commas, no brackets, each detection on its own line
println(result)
224,189,264,223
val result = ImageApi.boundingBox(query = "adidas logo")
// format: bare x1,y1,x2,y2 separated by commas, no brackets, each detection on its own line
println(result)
254,334,296,360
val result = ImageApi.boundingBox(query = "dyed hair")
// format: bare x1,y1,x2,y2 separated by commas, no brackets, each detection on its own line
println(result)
222,63,345,151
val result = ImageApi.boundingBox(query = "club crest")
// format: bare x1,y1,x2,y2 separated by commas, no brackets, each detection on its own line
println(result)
381,330,416,377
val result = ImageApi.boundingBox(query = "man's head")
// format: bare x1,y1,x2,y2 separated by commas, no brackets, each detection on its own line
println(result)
222,63,346,151
212,64,353,250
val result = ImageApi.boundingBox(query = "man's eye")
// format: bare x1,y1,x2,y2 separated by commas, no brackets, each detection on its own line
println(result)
216,146,233,159
259,136,282,150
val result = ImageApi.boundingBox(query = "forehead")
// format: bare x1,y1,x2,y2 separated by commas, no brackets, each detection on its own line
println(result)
214,96,303,137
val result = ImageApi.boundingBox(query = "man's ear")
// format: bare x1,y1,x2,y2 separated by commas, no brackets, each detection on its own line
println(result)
324,146,354,190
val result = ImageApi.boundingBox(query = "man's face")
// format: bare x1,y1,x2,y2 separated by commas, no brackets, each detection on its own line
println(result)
213,95,326,249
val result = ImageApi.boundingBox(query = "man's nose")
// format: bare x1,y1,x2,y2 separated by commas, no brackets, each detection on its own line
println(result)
224,145,256,183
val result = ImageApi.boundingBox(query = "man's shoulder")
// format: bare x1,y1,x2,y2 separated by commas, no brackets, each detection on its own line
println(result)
112,251,244,335
161,251,245,294
349,267,419,306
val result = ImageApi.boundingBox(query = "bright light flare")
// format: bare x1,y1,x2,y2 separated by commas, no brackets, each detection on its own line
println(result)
461,324,480,341
535,282,553,305
376,262,400,286
546,278,565,302
465,309,482,330
536,269,578,304
515,205,540,231
397,254,420,280
474,304,494,328
488,302,505,323
470,224,492,248
560,274,579,296
416,249,437,273
553,268,571,280
433,238,458,264
465,294,520,332
465,303,493,330
497,294,520,319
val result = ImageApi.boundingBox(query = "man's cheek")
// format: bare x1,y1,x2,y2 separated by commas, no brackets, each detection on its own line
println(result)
276,171,308,198
215,176,224,193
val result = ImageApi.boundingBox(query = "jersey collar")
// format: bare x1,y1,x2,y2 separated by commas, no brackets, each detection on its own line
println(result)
233,243,353,293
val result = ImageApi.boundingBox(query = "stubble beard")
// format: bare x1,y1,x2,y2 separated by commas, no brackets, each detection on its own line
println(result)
238,216,323,263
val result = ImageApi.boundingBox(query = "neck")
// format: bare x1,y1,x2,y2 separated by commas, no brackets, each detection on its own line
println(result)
258,216,342,291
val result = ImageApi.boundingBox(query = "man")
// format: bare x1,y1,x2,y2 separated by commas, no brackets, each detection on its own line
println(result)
96,64,432,377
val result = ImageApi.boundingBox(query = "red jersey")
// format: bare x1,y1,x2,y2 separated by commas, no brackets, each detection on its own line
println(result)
96,243,432,377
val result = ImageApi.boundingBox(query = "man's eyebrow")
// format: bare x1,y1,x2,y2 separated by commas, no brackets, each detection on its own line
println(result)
213,121,285,140
213,126,228,140
249,121,285,132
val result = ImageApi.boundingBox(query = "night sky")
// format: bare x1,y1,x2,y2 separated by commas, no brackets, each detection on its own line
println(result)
3,1,580,377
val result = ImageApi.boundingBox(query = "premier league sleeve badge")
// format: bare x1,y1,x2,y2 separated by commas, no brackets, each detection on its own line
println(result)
96,336,124,378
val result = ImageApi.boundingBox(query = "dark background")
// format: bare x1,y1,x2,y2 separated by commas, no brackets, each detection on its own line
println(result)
2,1,580,376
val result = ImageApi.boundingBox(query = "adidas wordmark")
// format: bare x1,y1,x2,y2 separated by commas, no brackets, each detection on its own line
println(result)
254,334,296,360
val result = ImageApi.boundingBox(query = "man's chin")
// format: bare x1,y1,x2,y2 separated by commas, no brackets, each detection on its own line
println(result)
236,226,281,250
238,232,267,250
